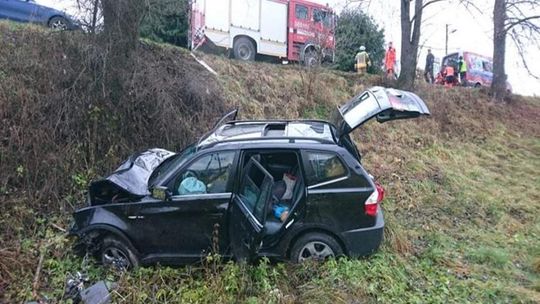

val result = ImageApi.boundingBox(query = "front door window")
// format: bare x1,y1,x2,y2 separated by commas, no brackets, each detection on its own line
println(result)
170,151,235,196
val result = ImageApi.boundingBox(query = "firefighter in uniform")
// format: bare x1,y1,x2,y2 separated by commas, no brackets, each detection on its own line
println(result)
355,46,370,75
458,56,468,86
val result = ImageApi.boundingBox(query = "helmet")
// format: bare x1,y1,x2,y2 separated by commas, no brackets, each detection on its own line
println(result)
359,46,366,51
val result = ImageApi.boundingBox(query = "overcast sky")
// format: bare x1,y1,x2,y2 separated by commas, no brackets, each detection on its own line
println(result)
38,0,540,96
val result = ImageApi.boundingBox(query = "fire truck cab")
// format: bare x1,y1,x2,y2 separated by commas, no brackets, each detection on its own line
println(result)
189,0,335,65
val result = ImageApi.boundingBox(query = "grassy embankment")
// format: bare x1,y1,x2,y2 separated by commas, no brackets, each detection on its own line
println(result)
1,22,539,303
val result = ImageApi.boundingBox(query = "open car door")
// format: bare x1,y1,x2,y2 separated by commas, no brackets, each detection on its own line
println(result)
229,157,274,262
332,86,430,140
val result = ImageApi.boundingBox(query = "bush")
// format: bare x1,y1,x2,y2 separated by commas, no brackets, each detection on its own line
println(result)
334,9,385,73
140,0,189,47
0,23,225,214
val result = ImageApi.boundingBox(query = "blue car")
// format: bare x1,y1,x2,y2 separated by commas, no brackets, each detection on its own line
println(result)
0,0,79,30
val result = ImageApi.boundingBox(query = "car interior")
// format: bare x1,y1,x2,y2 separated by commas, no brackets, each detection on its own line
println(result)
241,151,305,235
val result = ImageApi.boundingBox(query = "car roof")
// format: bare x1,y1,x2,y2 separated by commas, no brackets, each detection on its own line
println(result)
197,120,337,149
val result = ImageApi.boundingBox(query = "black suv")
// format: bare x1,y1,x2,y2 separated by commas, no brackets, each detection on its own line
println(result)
70,87,430,268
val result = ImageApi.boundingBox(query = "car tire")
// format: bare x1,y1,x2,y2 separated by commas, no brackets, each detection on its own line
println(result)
233,37,256,61
99,236,139,270
48,16,68,31
474,83,481,88
290,232,343,263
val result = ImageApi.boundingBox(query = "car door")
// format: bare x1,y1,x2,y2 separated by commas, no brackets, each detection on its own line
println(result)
127,150,237,262
1,0,38,22
0,0,22,21
228,158,274,261
331,86,430,141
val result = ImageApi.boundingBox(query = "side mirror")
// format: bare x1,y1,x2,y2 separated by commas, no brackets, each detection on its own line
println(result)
151,186,171,201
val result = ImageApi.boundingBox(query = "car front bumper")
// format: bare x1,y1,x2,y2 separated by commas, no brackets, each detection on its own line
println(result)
340,209,384,257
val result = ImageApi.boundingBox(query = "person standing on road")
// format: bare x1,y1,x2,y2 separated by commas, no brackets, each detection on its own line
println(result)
458,55,468,86
424,49,435,83
384,42,397,79
355,46,370,75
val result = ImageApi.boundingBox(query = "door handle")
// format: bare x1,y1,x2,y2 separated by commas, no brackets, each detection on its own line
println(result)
128,215,144,220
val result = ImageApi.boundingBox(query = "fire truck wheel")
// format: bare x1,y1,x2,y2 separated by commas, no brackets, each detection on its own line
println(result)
233,37,256,61
303,50,319,67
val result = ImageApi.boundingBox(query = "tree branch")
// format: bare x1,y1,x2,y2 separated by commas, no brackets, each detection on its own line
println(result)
410,0,447,25
510,29,540,80
505,15,540,31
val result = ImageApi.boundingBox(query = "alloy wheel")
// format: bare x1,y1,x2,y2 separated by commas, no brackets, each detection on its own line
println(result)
102,247,130,270
50,19,68,31
298,241,335,262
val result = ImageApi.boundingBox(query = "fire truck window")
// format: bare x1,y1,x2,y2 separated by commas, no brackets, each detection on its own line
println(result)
296,5,308,20
313,9,323,22
313,9,331,26
482,61,493,73
324,12,333,28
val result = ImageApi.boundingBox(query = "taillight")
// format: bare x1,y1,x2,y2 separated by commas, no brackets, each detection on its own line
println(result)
365,182,385,216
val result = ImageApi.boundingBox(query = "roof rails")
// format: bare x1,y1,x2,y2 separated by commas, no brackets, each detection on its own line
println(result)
226,119,332,125
199,136,335,150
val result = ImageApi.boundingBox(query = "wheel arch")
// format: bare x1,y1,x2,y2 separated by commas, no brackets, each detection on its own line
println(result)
286,227,348,258
76,224,140,255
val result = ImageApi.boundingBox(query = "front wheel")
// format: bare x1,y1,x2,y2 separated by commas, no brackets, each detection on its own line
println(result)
99,236,139,271
48,16,69,31
290,232,343,263
303,50,319,68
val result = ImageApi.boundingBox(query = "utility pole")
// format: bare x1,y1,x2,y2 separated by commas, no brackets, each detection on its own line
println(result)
445,24,449,55
445,24,457,55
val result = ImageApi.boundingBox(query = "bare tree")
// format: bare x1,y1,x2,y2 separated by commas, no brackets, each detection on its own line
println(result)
397,0,445,90
492,0,540,100
75,0,102,33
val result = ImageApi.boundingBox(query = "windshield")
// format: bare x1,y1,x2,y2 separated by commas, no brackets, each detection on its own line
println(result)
148,144,196,187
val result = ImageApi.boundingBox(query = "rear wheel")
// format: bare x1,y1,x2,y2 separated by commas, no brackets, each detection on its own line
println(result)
48,16,68,31
99,236,139,271
474,82,482,88
233,37,256,61
290,232,343,263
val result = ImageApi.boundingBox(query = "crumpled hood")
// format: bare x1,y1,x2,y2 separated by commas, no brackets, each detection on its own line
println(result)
92,148,175,198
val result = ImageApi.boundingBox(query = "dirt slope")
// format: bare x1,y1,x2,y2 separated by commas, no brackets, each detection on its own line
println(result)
1,22,539,303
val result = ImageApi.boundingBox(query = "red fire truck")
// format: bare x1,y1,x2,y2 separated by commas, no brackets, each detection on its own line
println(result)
189,0,335,65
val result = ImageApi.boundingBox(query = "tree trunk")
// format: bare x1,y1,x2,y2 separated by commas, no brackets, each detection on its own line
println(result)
99,0,147,104
101,0,147,55
492,0,507,100
90,0,99,33
398,0,423,90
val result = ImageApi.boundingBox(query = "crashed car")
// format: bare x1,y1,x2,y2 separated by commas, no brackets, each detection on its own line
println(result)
70,87,430,268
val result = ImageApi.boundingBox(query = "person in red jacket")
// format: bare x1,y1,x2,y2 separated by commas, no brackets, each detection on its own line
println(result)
384,42,397,79
443,65,455,87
